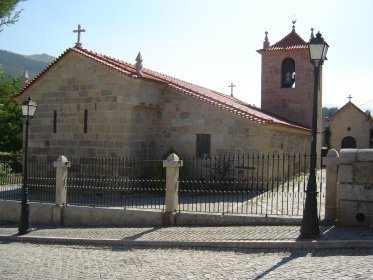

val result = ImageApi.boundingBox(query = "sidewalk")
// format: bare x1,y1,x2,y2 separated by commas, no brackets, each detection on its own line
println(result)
1,221,373,249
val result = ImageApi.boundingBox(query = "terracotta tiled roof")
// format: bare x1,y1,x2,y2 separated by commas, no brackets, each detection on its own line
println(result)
266,29,308,51
15,47,308,131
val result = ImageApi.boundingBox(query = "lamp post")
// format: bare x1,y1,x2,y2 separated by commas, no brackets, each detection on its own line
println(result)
300,31,329,239
18,97,37,235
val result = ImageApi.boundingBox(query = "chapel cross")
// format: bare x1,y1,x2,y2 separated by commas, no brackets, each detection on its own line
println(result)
228,82,236,97
73,24,86,48
348,94,352,102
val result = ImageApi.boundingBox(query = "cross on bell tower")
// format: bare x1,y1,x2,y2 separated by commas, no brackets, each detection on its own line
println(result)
73,24,86,48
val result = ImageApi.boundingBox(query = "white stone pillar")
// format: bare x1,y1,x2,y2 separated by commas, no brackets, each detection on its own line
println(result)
52,155,71,225
162,153,183,225
322,149,339,221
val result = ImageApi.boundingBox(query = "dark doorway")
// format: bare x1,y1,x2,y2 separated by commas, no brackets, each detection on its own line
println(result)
341,136,356,148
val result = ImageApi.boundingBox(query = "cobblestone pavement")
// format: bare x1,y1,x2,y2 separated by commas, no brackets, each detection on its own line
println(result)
0,242,372,279
1,223,373,242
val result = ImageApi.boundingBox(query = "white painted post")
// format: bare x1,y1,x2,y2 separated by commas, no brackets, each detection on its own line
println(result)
162,153,183,225
52,155,71,225
322,149,339,221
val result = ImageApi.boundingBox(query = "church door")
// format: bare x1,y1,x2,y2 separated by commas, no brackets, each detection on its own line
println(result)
341,136,356,149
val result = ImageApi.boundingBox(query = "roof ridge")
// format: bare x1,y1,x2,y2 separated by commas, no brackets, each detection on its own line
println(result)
72,48,256,107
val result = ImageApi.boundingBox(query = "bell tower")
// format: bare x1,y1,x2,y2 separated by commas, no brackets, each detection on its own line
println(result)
258,25,320,129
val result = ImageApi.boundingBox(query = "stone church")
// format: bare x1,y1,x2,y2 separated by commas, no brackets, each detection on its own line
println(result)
14,26,320,159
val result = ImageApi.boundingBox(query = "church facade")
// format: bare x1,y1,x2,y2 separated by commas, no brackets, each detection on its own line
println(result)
14,27,317,160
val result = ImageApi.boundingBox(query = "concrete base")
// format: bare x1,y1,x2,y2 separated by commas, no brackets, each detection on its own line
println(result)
175,212,302,226
162,212,176,226
52,205,64,226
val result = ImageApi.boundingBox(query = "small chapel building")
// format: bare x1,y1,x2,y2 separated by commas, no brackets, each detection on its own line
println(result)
328,100,371,151
14,25,320,160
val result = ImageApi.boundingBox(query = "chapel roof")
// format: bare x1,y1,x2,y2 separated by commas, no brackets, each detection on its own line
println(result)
15,46,308,131
329,101,370,121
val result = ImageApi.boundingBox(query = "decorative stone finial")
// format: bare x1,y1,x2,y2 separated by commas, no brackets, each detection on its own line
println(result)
23,70,29,86
263,31,270,50
135,52,143,76
310,28,315,40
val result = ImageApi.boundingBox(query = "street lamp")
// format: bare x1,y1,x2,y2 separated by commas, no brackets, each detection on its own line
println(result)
300,30,329,239
18,97,37,235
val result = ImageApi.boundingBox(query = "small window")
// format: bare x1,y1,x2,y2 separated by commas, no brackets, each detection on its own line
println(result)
84,110,88,133
196,134,211,158
53,110,57,133
281,58,295,88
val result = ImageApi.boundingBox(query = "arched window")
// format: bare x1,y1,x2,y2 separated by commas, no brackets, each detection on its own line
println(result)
281,58,295,88
341,136,356,149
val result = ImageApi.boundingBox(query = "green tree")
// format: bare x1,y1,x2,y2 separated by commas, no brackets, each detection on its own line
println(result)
0,0,24,32
0,74,23,152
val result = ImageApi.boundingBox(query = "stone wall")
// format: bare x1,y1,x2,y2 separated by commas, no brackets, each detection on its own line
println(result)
324,149,373,226
155,89,310,158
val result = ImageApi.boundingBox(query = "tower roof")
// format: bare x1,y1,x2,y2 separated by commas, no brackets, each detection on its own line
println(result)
260,28,308,52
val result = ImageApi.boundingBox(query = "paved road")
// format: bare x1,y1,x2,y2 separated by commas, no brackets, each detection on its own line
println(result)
0,242,372,279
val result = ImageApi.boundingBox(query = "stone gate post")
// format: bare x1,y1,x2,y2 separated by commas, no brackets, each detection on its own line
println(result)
323,149,339,221
162,153,183,225
52,155,71,225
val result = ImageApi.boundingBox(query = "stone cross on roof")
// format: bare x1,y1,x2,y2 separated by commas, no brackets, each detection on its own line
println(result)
228,82,236,97
348,94,353,102
73,24,86,48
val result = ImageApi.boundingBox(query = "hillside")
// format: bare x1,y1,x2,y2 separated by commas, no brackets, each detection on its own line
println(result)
0,50,55,80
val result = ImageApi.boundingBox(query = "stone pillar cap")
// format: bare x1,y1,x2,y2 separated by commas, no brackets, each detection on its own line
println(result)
53,155,71,167
167,153,179,161
163,153,183,167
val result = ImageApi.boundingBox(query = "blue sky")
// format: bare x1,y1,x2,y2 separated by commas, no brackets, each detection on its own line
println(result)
1,0,373,111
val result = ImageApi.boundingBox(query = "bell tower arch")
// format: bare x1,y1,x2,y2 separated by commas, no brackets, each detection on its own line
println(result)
257,26,320,130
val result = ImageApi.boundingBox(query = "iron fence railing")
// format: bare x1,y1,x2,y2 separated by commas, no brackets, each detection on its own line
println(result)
66,157,165,209
179,154,325,217
0,155,23,200
0,155,55,203
0,154,325,218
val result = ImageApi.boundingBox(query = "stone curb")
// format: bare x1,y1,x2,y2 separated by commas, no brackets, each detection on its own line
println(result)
1,235,373,250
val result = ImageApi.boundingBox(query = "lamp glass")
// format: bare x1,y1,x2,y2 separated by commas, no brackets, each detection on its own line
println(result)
309,44,325,62
21,98,37,117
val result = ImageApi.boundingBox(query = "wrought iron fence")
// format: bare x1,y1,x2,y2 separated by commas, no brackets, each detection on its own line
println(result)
0,154,23,200
1,154,326,218
66,157,165,210
0,155,55,202
179,154,325,217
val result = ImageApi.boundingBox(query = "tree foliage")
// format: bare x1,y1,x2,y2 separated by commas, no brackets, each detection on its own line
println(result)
0,72,23,152
0,0,24,32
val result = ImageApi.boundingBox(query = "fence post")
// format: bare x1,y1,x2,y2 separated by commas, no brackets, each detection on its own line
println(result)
322,149,339,221
162,153,183,225
52,155,71,225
